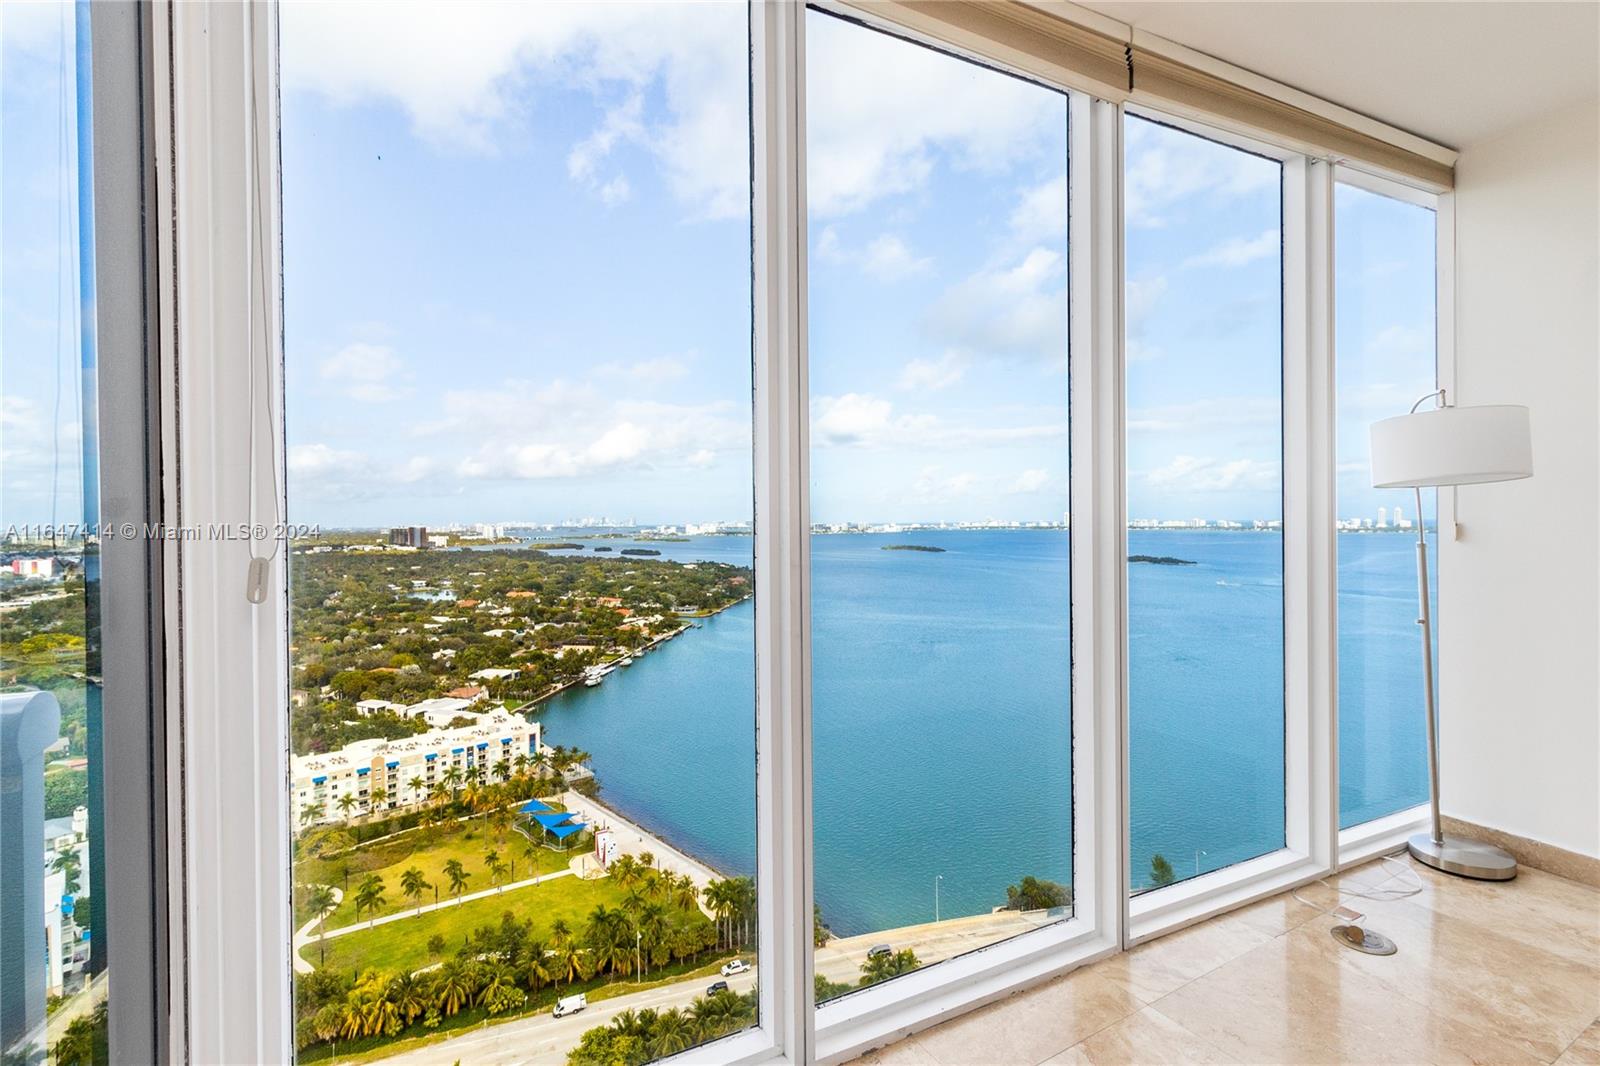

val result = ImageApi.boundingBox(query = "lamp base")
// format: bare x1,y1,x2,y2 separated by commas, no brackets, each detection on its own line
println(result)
1407,832,1517,881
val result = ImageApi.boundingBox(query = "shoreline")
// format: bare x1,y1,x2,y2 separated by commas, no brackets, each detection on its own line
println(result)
559,789,727,889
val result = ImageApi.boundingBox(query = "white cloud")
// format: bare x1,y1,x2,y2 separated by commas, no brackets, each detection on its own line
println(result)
319,342,410,403
927,248,1067,362
1124,118,1278,229
911,466,978,503
861,235,932,281
279,2,750,218
1126,274,1168,363
1008,468,1051,494
1183,228,1280,269
1009,176,1067,246
811,392,1064,451
1128,396,1280,435
593,356,689,385
1368,324,1430,359
813,228,931,281
1145,454,1280,492
896,352,965,392
804,11,1060,217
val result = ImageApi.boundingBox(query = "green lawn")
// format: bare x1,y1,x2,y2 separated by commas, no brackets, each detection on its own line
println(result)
314,875,626,975
295,813,579,929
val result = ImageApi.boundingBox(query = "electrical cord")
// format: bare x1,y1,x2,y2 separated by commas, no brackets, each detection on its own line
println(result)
1290,848,1425,914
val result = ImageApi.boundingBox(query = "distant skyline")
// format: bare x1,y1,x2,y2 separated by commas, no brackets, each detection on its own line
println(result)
3,3,1436,531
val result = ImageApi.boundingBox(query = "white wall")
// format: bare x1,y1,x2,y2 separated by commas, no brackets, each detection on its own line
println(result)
1442,97,1600,859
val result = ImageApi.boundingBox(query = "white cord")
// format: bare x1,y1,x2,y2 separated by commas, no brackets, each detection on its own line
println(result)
1290,849,1425,913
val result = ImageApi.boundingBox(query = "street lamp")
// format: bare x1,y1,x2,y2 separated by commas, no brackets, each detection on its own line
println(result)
636,929,642,983
934,874,943,923
1195,850,1208,877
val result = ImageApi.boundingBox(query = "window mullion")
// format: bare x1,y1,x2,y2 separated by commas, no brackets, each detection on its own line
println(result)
749,1,814,1061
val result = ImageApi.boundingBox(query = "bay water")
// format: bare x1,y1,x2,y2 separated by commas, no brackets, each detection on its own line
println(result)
534,529,1429,937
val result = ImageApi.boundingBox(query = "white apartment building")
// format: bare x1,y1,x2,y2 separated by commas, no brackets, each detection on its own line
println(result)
291,708,541,827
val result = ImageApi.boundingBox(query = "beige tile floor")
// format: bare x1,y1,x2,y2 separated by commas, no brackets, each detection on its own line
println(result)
850,856,1600,1065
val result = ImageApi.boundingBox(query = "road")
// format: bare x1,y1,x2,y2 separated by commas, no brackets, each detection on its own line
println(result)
347,910,1051,1063
371,967,757,1065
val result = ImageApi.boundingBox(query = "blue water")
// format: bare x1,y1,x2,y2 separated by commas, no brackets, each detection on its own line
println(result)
533,530,1428,936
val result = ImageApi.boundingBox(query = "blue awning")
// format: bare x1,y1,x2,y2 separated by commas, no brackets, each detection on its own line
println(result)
501,737,512,743
425,753,437,760
520,799,551,814
311,776,326,784
357,767,369,776
547,821,587,840
533,811,576,828
477,742,488,749
386,761,399,768
452,747,464,754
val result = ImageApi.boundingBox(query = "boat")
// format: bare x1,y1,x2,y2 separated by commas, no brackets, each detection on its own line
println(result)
619,657,634,667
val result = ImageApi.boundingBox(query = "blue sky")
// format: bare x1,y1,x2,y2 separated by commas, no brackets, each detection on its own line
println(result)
2,2,1436,530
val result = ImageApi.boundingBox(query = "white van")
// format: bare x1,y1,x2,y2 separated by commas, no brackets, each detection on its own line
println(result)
553,993,587,1018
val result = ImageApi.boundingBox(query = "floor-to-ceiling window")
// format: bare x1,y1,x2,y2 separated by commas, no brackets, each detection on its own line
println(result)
2,6,109,1061
1124,114,1286,893
805,9,1075,1003
279,4,759,1060
1333,178,1437,829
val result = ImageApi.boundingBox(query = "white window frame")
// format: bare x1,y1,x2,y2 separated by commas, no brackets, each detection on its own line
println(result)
150,1,1457,1062
1328,164,1450,871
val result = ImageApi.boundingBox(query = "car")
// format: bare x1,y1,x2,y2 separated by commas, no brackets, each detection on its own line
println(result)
867,944,893,959
720,959,750,977
706,980,730,995
553,993,587,1018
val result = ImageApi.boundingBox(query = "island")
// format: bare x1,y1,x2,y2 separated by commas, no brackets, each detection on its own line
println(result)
881,544,947,553
1128,554,1196,565
620,548,662,556
592,546,613,552
528,541,583,551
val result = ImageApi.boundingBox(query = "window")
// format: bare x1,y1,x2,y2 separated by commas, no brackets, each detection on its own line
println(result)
1334,179,1437,829
3,7,109,1062
806,9,1074,1004
279,4,758,1060
1124,115,1286,893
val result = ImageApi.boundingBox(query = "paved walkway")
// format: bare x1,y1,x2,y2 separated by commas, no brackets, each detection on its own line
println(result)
298,869,575,955
292,886,343,974
558,790,720,892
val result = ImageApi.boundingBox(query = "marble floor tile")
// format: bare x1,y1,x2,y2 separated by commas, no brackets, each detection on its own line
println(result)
1554,1019,1600,1065
910,966,1141,1065
1042,1006,1230,1065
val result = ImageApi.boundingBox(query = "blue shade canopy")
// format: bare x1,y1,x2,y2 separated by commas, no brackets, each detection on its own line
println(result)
520,799,551,814
533,811,575,828
547,821,587,840
386,761,399,768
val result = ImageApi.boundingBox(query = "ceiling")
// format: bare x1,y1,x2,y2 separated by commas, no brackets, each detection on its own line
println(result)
1078,1,1600,150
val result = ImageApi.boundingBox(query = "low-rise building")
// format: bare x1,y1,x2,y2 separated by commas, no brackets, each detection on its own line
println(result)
291,709,542,827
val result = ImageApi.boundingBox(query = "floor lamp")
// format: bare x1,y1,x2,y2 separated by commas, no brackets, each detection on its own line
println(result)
1369,391,1532,881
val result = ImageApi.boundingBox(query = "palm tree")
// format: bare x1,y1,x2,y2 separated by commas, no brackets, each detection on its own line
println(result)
354,874,386,926
407,775,425,807
400,867,430,915
670,872,699,913
650,1009,696,1058
444,858,470,902
493,757,512,782
638,901,671,979
442,765,463,802
386,972,429,1026
369,785,388,816
306,883,337,966
609,854,641,891
584,904,633,976
433,959,476,1017
336,794,358,821
428,779,450,808
523,940,554,995
52,851,83,897
521,837,541,881
299,800,326,827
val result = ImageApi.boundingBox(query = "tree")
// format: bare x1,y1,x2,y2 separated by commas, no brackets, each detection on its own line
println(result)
1149,853,1176,889
444,859,471,901
299,800,326,828
354,874,386,925
860,948,920,987
387,972,430,1026
336,793,358,821
813,903,831,947
1004,875,1072,912
52,850,83,897
307,883,338,966
369,785,388,815
427,933,447,958
433,959,477,1017
400,867,431,915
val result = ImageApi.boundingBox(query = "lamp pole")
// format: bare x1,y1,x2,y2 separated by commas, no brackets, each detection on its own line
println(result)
934,874,943,923
1194,850,1207,877
636,929,641,984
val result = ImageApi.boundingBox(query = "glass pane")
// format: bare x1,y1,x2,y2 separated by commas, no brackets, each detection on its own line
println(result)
279,3,758,1060
1334,182,1437,829
1124,115,1284,894
2,5,110,1062
806,10,1073,1005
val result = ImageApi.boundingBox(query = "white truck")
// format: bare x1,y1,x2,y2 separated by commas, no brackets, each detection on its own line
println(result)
553,992,587,1018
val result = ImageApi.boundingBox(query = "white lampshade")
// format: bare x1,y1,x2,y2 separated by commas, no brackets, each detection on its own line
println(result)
1370,404,1533,488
